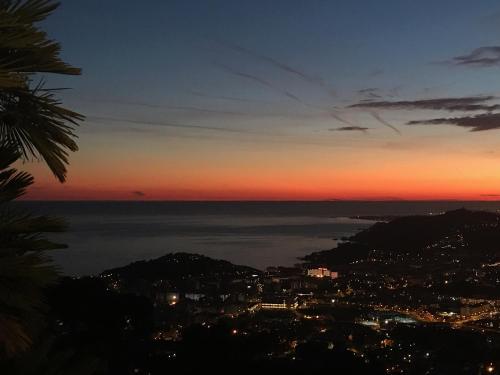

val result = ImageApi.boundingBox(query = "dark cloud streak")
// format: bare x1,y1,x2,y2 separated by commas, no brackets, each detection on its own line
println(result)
407,112,500,132
329,126,370,133
349,96,497,112
449,46,500,67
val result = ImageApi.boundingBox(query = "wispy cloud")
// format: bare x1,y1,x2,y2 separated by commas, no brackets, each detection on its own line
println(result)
186,90,271,104
407,112,500,132
349,96,498,112
449,46,500,67
329,126,370,133
214,62,305,104
325,111,354,126
215,40,336,97
369,111,401,135
358,88,382,100
303,102,353,126
366,69,384,78
132,191,145,197
88,115,254,134
215,62,352,125
84,97,250,116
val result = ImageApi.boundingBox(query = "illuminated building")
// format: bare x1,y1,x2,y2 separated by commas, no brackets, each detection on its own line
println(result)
307,267,339,279
185,293,205,301
260,296,299,310
155,291,180,306
166,292,179,305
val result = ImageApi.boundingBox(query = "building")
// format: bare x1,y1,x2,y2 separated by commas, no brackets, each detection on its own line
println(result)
260,296,299,310
460,303,492,317
155,291,180,306
185,293,205,301
307,267,339,279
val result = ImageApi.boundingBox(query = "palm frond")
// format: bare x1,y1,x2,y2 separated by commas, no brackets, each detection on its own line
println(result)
0,143,66,358
0,0,82,361
0,0,83,181
0,1,80,80
0,144,33,202
0,334,105,374
0,84,84,182
0,315,32,357
0,252,58,358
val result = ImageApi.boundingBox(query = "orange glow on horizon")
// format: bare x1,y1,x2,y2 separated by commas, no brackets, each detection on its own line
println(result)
22,181,500,202
16,127,500,202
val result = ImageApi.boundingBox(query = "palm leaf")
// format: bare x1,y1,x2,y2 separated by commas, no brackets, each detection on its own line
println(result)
0,1,80,79
0,0,83,182
0,144,33,202
0,252,58,358
0,0,83,361
0,84,84,182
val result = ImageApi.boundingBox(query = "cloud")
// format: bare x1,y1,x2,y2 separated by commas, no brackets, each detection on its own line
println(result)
366,69,384,78
369,111,401,135
214,62,305,104
215,62,352,125
407,112,500,132
88,115,254,134
329,126,370,133
186,90,271,104
480,194,500,197
449,46,500,67
215,40,336,97
349,96,498,112
86,98,250,116
159,105,247,116
325,111,354,126
132,191,145,197
358,88,382,100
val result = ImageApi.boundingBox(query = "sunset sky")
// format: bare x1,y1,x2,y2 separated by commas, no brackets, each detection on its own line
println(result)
22,0,500,200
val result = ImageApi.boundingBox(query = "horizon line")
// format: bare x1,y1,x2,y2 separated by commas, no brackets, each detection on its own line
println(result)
16,198,500,203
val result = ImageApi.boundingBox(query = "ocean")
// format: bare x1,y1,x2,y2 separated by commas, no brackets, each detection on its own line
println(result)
15,201,500,276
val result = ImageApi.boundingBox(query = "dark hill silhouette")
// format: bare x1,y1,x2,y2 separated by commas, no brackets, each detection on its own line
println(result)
352,208,500,251
303,209,500,267
103,252,261,283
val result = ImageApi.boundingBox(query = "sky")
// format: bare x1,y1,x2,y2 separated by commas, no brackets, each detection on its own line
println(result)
21,0,500,200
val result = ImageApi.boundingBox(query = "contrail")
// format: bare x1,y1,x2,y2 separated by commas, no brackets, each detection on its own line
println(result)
327,111,354,126
214,62,304,105
215,62,351,125
88,115,369,149
215,39,336,97
187,90,272,105
369,111,401,135
304,102,354,126
88,115,253,134
82,98,249,116
165,105,247,116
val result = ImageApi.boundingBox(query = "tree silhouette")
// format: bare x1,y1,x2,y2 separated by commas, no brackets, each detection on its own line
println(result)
0,0,83,358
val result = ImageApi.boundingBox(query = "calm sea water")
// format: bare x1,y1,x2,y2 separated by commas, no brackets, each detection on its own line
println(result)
15,201,500,276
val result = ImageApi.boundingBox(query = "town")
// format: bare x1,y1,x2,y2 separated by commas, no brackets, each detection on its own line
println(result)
82,209,500,374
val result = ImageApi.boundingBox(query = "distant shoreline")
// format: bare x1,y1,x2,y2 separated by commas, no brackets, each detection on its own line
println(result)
16,199,500,202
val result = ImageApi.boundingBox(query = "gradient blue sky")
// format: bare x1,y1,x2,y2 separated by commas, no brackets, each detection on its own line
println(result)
24,0,500,200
